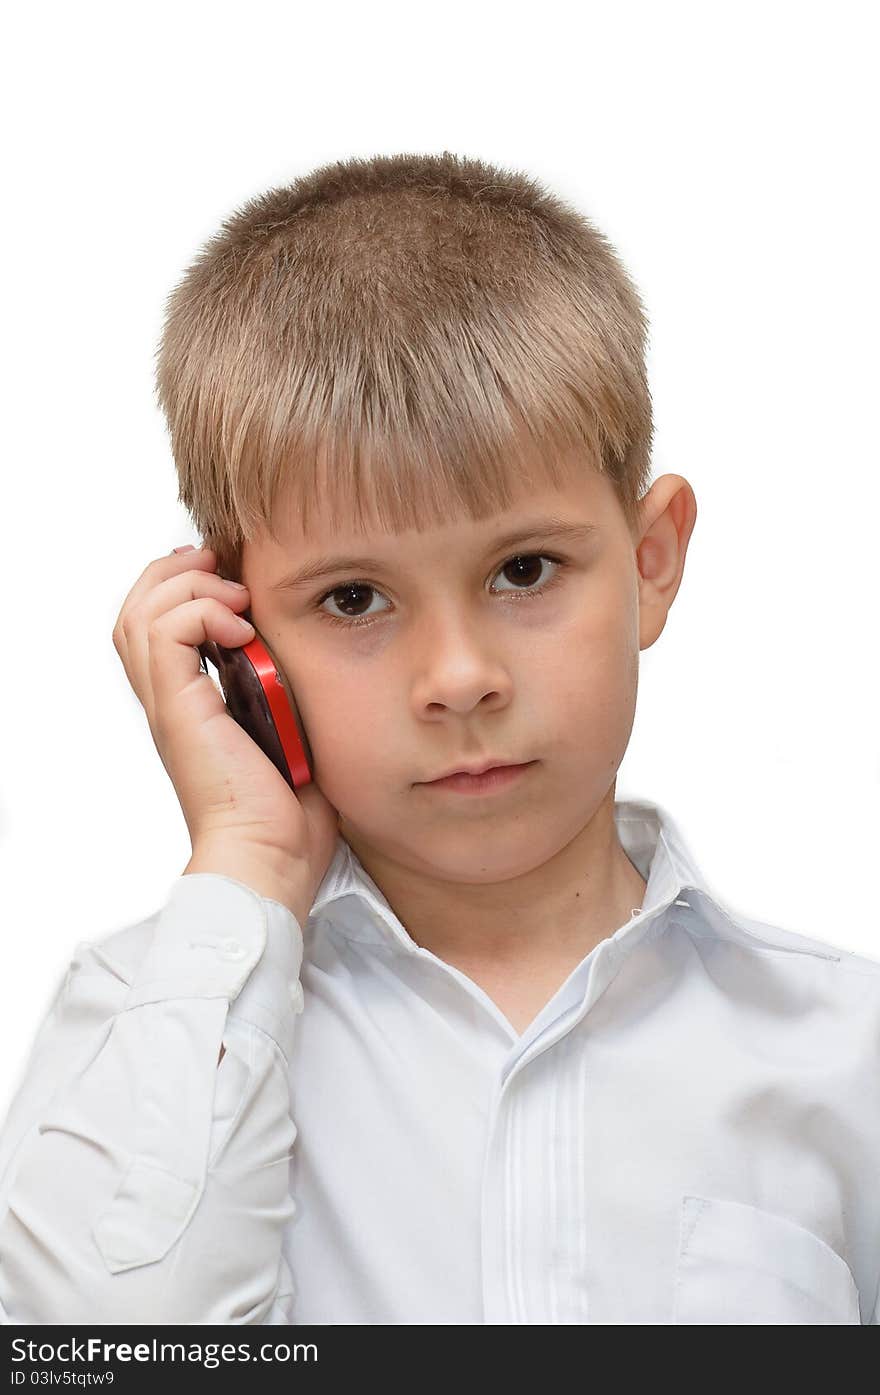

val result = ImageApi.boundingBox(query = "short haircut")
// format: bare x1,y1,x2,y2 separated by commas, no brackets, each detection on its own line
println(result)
155,151,653,579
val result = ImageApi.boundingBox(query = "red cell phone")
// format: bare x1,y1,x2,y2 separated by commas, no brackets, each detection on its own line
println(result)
197,609,314,791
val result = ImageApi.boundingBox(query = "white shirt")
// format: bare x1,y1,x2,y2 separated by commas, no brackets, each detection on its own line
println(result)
1,796,878,1326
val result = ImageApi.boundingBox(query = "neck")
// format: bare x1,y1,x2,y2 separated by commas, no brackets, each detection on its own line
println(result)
339,790,648,973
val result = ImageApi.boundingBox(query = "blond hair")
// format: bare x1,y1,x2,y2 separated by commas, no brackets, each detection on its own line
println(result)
155,151,653,581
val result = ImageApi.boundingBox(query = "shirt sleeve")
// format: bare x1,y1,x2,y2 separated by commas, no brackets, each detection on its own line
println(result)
0,872,305,1325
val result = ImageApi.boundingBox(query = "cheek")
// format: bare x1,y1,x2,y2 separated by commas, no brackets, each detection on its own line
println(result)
551,589,639,740
558,575,637,676
297,673,389,788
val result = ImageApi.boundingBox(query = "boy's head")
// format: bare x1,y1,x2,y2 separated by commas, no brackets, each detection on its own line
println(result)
156,151,696,891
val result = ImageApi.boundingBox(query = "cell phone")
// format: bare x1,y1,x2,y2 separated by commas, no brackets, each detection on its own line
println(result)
197,608,314,791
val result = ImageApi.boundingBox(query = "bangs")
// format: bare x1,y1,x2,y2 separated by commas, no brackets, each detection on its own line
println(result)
243,398,607,552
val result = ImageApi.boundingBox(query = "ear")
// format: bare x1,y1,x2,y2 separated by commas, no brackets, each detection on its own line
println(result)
634,475,698,651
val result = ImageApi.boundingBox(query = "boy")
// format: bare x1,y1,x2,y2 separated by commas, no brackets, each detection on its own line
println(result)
1,151,877,1326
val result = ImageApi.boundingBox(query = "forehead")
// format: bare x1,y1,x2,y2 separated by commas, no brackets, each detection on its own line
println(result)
264,448,619,552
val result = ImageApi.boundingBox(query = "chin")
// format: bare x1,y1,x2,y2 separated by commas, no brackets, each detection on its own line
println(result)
410,831,563,885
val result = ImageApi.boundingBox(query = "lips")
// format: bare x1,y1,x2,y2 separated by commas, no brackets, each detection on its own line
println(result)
424,760,522,782
418,761,537,795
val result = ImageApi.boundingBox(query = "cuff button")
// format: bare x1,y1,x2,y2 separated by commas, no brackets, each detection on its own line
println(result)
217,937,248,961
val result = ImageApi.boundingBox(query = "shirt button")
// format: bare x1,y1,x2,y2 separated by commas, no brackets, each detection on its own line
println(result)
216,937,248,961
290,981,304,1014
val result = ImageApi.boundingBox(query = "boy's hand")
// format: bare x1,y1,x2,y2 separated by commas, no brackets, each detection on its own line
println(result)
111,547,340,922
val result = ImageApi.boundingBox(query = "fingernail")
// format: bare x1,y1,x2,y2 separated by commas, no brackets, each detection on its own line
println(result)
172,544,197,555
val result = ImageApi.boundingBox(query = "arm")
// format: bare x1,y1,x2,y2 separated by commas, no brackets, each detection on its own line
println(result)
0,873,305,1325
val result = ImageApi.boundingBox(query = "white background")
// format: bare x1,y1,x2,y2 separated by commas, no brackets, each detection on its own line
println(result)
1,0,877,1111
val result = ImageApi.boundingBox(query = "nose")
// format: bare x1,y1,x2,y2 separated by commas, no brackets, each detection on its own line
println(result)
410,608,513,716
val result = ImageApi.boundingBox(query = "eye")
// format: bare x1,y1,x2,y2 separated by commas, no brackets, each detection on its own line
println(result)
315,553,566,630
492,553,559,593
318,581,392,626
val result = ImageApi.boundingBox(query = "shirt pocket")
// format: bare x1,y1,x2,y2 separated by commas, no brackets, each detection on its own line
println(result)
672,1194,862,1324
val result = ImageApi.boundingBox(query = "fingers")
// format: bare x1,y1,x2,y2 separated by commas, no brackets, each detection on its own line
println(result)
146,594,254,735
112,547,219,664
112,550,252,730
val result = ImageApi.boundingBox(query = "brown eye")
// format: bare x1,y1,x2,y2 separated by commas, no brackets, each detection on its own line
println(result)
492,554,560,593
497,554,546,589
327,583,378,618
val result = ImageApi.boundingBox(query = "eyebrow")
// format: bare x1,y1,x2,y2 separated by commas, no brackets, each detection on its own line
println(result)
269,518,600,591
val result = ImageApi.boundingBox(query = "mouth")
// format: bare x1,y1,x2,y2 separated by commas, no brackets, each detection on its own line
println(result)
417,761,537,795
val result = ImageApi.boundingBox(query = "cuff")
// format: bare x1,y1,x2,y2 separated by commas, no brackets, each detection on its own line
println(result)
123,874,305,1060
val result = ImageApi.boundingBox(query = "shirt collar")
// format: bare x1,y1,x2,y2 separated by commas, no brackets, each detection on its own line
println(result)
305,795,743,952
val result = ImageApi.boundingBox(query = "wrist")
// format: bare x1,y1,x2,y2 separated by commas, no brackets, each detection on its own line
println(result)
183,845,315,925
